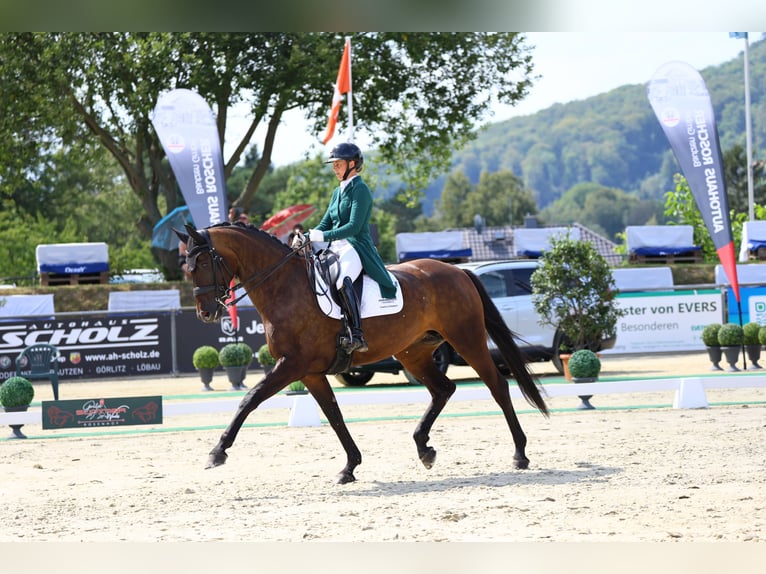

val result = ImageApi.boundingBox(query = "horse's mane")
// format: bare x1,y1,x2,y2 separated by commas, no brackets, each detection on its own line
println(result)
210,221,291,254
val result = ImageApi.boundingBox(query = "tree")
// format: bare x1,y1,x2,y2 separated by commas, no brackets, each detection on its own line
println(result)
531,233,624,353
664,173,766,263
434,171,473,227
723,144,766,214
466,170,537,226
433,169,537,229
0,140,156,282
0,32,535,277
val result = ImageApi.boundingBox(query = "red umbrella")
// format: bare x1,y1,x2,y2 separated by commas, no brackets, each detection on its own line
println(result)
260,204,316,237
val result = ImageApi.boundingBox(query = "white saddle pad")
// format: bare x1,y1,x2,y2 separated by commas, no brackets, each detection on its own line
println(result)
314,271,403,320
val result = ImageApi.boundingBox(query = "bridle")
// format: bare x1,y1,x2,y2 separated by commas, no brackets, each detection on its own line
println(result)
186,227,306,312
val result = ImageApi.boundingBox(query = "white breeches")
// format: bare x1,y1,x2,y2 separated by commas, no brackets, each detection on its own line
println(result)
330,239,362,289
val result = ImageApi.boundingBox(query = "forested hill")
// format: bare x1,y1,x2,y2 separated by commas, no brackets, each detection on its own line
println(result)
414,35,766,215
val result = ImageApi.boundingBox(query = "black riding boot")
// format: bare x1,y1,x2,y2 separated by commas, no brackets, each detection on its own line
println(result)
339,276,368,353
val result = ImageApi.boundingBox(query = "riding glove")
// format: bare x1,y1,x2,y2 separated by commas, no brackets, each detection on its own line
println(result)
308,228,324,242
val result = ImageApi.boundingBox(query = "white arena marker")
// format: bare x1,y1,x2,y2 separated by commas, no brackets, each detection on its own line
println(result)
288,394,322,427
673,378,709,409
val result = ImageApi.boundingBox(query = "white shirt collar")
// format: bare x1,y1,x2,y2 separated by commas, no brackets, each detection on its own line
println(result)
340,174,358,192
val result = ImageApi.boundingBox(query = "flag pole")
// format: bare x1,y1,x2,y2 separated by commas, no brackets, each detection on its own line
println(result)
743,35,754,221
730,33,754,220
345,36,354,143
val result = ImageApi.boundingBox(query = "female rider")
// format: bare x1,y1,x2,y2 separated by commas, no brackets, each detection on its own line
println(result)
307,142,397,353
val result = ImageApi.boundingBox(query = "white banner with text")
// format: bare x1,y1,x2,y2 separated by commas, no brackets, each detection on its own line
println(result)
602,289,724,354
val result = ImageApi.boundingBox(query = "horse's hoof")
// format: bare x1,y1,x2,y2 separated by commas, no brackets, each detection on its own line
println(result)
205,451,228,469
420,447,437,469
336,471,356,484
514,456,529,470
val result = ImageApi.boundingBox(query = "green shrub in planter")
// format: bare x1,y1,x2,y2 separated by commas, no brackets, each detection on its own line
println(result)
287,381,306,392
701,323,722,347
0,376,35,408
717,323,744,346
257,344,275,366
219,343,243,367
567,349,601,379
192,346,220,369
237,343,254,366
743,322,761,345
219,342,253,367
759,326,766,346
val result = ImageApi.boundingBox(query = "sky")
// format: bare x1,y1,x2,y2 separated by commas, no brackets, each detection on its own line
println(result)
224,32,762,167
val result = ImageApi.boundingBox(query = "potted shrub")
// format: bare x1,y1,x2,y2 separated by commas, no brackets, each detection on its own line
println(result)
717,322,744,371
0,375,35,439
568,349,601,381
237,342,254,387
701,323,723,371
759,325,766,348
192,345,220,391
286,380,308,395
567,349,601,410
743,322,762,369
531,233,625,362
219,342,253,390
257,344,276,374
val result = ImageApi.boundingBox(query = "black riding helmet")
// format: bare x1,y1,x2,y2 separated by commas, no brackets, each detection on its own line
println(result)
325,142,364,180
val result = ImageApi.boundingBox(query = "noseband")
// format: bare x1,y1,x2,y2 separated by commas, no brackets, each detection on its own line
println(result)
187,228,306,311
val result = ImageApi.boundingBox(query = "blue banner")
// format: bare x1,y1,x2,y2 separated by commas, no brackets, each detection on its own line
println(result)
151,89,228,228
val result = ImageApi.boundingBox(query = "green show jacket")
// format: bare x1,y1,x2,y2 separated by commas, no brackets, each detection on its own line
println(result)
316,176,397,299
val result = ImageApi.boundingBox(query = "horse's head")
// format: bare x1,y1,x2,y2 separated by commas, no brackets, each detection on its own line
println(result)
174,224,234,323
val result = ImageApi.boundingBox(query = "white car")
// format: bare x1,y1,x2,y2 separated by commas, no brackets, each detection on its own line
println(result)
457,260,569,374
336,259,616,386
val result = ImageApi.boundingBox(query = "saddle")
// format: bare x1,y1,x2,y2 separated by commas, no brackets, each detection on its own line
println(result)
313,248,343,305
309,246,403,374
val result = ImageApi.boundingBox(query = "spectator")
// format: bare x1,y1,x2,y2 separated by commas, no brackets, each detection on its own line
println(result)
228,206,249,225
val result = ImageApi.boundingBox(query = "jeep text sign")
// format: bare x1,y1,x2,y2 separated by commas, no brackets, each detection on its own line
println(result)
42,396,163,429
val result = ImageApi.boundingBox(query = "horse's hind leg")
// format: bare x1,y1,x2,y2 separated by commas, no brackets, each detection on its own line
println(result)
302,374,362,484
396,346,456,470
457,347,530,469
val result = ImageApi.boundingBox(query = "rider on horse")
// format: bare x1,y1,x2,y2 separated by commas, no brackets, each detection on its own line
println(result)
307,142,397,354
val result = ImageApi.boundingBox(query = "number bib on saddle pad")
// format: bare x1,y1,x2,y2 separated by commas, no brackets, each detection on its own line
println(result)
313,271,403,320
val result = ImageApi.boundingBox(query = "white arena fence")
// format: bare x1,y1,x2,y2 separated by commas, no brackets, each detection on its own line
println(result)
2,374,765,430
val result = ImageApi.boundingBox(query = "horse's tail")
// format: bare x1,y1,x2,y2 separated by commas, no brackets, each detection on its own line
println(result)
463,269,549,417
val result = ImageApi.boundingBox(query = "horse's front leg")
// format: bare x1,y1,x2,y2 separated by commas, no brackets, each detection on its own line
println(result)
206,359,300,469
303,374,362,484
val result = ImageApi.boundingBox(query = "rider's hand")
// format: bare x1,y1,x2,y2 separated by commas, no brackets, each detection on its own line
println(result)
290,234,307,248
308,228,324,243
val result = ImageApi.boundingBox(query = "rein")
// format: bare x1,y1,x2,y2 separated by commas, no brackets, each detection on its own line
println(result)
189,228,307,310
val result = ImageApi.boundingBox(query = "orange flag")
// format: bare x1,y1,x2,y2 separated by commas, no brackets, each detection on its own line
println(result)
322,39,351,145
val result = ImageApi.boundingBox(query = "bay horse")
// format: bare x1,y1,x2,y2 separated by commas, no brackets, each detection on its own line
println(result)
178,222,548,484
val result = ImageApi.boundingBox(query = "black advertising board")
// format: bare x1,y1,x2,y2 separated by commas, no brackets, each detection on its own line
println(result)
0,312,174,381
0,307,268,381
175,307,267,373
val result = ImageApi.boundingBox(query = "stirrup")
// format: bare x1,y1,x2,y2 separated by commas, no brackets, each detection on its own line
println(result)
340,330,368,354
352,332,368,353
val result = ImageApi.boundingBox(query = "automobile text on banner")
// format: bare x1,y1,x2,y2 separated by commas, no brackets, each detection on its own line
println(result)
151,89,227,229
647,61,741,304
